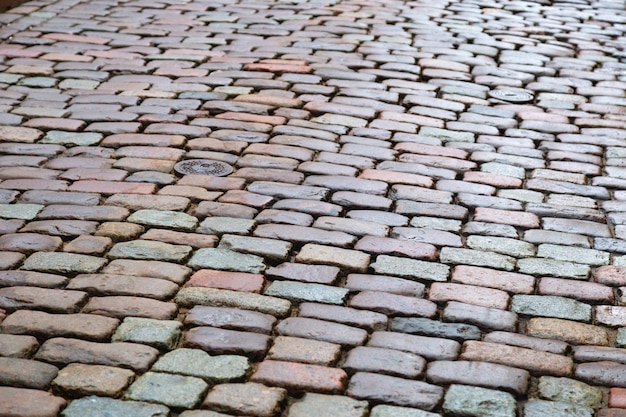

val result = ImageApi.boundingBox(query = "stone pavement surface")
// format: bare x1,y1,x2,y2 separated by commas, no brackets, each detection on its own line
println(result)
0,0,625,415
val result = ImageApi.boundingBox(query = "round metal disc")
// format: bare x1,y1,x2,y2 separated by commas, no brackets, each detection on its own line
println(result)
174,159,233,177
488,89,535,103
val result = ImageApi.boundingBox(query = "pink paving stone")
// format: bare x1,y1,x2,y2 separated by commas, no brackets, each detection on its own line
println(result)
184,269,265,293
594,266,626,286
68,181,156,195
354,236,437,260
463,171,523,188
539,277,614,303
474,207,540,228
251,360,347,394
451,265,535,294
429,282,510,309
358,169,434,188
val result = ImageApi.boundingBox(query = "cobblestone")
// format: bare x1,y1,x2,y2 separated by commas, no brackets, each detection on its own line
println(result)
0,0,625,413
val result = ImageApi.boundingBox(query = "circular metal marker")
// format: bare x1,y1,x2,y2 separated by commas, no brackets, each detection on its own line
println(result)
488,89,535,103
174,159,233,176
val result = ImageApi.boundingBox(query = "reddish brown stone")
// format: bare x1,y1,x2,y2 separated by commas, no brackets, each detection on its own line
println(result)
82,296,177,320
0,387,66,417
251,360,347,394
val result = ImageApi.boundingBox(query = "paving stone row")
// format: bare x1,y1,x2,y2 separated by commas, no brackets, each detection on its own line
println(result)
0,0,626,415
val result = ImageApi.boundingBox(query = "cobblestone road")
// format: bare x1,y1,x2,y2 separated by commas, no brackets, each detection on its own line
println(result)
0,0,625,415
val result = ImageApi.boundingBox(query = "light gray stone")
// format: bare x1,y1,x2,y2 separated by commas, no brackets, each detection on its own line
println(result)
197,217,256,235
443,384,516,417
511,295,592,322
466,235,536,257
371,255,449,282
537,377,604,409
524,400,593,417
61,396,169,417
22,252,106,274
152,348,250,383
0,204,44,220
108,240,192,262
176,287,291,317
112,317,181,351
188,248,266,273
288,393,368,417
371,405,441,417
517,258,589,279
537,244,609,266
440,247,516,271
265,281,349,305
127,209,198,231
218,234,291,260
125,372,208,409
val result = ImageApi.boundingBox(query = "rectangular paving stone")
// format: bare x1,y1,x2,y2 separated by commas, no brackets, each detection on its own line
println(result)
428,283,510,309
125,371,208,409
188,248,265,274
266,263,340,285
264,281,349,305
451,265,535,294
251,360,347,394
185,305,275,334
176,287,292,318
537,244,610,266
461,340,573,377
0,286,87,313
368,331,460,361
443,384,516,417
299,302,388,332
427,360,529,394
67,274,178,300
511,295,592,322
483,331,569,355
203,382,287,417
52,363,134,398
35,338,159,372
443,301,518,332
343,346,426,379
22,252,106,274
1,310,118,341
347,372,443,410
183,326,271,360
268,336,341,366
103,259,191,284
151,348,250,383
0,357,59,390
295,243,370,272
370,405,440,417
517,258,590,279
82,296,177,320
109,240,192,263
371,255,449,281
218,234,291,261
0,387,66,417
349,291,437,318
276,317,367,346
526,318,610,346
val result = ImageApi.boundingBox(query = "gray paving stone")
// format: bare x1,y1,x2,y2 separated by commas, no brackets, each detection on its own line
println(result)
61,397,169,417
112,317,181,351
511,295,592,322
125,372,208,409
0,204,44,220
537,376,604,409
108,240,191,262
176,287,291,317
537,244,610,266
188,248,266,273
288,393,368,417
443,384,516,417
370,405,441,417
265,281,349,305
517,258,590,279
22,252,106,274
218,234,291,261
197,217,256,235
151,348,250,383
127,209,198,231
440,247,516,271
524,400,593,417
371,255,449,281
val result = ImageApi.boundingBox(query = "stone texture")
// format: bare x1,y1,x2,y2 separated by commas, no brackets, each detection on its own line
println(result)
125,372,208,409
443,384,516,417
288,393,368,417
52,363,134,398
203,382,287,417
